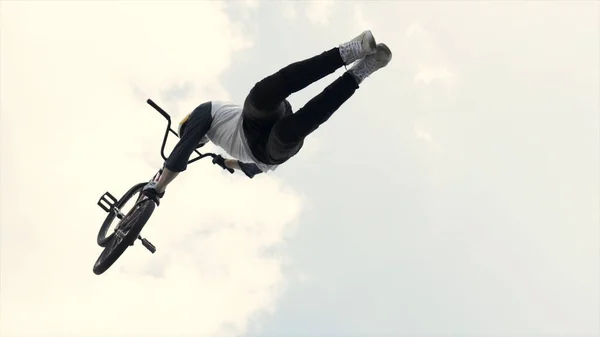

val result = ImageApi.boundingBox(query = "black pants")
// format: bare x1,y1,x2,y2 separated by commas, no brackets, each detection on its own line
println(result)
165,47,359,172
242,47,359,165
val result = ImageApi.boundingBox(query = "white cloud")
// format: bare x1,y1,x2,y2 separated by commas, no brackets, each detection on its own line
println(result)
292,134,322,162
281,1,298,22
411,122,451,187
352,3,373,32
0,2,302,337
404,22,459,93
413,123,434,144
414,65,457,88
413,65,452,85
413,122,443,154
240,0,260,10
305,0,334,26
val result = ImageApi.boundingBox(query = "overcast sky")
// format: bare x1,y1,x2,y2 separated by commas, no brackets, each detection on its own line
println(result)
1,1,598,337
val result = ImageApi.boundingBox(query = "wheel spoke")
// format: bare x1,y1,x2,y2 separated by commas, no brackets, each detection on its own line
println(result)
97,236,119,263
125,205,142,229
114,203,143,239
114,203,140,232
94,192,154,275
110,232,123,251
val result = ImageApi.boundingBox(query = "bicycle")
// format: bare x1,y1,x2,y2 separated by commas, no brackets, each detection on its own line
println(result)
92,99,233,275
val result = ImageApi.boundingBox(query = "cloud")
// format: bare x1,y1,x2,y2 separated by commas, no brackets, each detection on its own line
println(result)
0,2,302,337
240,0,260,10
305,0,334,26
404,22,459,93
291,134,322,163
413,66,456,87
281,2,298,22
413,123,434,144
352,3,374,31
413,122,444,156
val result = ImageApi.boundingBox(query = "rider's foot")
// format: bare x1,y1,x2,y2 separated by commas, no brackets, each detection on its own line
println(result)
141,181,165,206
338,30,377,65
347,43,392,84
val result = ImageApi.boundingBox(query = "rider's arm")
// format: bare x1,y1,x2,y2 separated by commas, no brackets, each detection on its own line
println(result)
224,159,263,178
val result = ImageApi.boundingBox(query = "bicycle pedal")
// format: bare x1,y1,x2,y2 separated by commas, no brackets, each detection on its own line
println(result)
98,191,118,213
138,236,156,254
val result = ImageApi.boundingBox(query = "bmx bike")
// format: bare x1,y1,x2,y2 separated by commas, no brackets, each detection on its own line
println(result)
92,99,233,275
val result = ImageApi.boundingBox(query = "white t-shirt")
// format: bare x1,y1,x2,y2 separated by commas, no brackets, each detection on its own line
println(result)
204,100,278,172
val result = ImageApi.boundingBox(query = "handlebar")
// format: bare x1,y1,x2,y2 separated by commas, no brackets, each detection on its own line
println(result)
146,99,234,173
147,99,170,121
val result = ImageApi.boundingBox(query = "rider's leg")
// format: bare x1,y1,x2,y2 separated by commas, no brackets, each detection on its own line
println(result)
273,72,358,145
242,31,377,165
267,44,393,161
242,30,377,122
143,102,213,201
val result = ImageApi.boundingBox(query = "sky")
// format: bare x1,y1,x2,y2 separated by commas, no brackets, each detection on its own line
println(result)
1,1,598,337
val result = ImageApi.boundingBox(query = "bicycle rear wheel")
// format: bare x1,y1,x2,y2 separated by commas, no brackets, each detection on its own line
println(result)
92,197,156,275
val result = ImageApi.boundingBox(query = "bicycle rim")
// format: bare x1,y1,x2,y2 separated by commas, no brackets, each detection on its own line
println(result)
92,199,155,275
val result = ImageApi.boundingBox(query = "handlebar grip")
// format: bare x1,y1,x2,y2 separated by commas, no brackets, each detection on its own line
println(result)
217,161,235,174
147,99,171,121
211,154,235,174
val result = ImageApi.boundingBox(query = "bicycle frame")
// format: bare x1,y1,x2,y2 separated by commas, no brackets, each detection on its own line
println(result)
146,99,217,165
94,99,225,275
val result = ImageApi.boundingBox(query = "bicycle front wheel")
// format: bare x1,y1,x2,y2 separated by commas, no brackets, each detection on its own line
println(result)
92,198,156,275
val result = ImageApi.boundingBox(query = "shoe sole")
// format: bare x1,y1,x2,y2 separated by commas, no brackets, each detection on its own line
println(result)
364,30,377,54
376,43,392,64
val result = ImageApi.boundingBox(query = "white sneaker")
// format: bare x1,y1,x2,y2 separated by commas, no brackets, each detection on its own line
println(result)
339,30,377,65
141,180,165,206
348,43,392,84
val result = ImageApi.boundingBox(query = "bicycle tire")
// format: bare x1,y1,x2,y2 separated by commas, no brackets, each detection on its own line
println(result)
92,198,156,275
97,182,146,247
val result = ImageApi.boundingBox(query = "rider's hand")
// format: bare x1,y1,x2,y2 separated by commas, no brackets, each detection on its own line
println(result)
212,155,234,173
237,161,263,179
